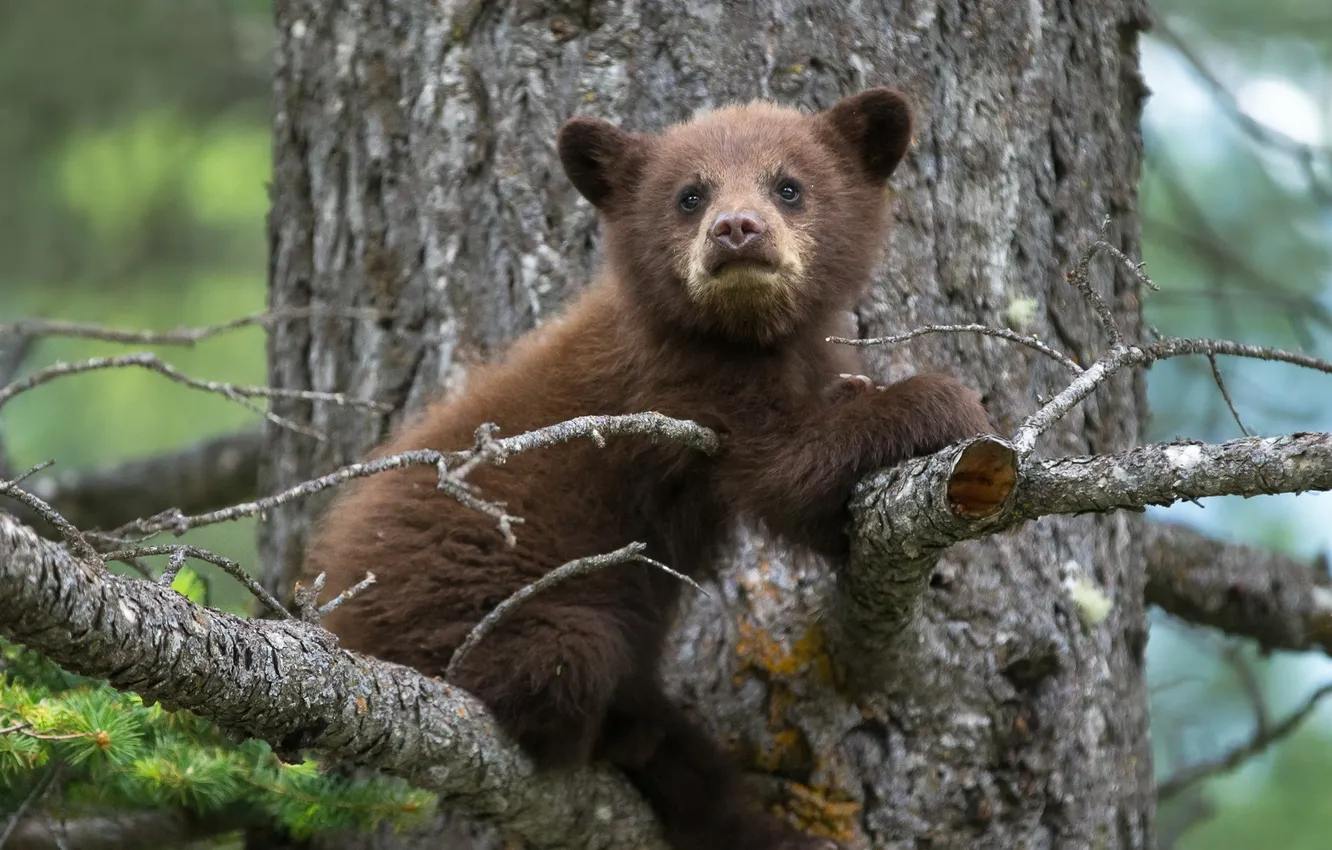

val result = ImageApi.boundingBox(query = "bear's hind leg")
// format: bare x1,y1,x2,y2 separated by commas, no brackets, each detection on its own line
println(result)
599,696,839,850
448,601,633,769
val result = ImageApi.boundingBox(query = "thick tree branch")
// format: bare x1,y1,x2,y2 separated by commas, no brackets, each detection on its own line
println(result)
0,515,668,850
1144,522,1332,654
0,430,262,534
839,432,1332,668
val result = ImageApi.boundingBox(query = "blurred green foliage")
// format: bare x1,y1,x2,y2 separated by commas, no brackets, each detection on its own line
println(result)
0,0,1330,846
0,0,273,614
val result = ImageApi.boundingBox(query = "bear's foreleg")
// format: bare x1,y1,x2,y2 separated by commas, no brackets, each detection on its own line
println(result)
721,373,993,556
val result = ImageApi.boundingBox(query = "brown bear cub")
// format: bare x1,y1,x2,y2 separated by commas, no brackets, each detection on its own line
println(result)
307,88,992,850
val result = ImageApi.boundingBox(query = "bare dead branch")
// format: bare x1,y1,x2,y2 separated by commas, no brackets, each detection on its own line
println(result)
1,430,262,535
290,572,328,623
828,324,1083,374
317,572,378,620
1205,354,1251,436
0,476,99,564
0,353,390,440
1156,682,1332,802
445,542,707,681
121,413,719,541
1064,219,1153,345
1013,336,1332,454
157,549,189,586
0,306,383,348
7,460,55,486
99,544,291,620
1144,522,1332,655
0,515,669,850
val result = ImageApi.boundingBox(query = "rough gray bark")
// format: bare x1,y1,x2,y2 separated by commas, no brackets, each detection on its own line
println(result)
261,0,1155,847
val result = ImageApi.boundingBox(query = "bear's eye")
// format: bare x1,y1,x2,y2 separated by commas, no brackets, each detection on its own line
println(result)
776,180,803,205
677,187,705,214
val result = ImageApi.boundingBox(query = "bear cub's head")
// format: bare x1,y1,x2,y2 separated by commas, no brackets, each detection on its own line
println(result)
558,88,913,345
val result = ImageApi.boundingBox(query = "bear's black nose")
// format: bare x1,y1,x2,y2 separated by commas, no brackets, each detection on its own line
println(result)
710,211,765,249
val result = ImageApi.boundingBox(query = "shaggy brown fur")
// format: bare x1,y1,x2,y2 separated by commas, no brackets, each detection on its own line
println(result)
306,88,993,850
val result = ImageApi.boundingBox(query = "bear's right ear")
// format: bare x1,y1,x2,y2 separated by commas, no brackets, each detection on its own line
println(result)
557,116,644,210
816,88,914,184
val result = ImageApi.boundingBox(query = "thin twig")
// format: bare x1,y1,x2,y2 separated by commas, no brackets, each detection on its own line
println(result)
0,479,99,564
1013,335,1332,453
1066,219,1129,345
1011,226,1332,454
445,543,707,681
100,544,290,620
317,573,378,620
158,549,190,586
0,306,385,347
829,324,1084,374
0,353,391,440
1156,683,1332,801
1206,353,1251,437
8,460,55,486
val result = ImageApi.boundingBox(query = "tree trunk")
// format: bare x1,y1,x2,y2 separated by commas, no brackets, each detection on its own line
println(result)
261,0,1155,847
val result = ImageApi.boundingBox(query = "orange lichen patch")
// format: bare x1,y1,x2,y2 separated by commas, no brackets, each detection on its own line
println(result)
773,781,862,845
734,621,834,683
767,682,796,728
754,726,811,774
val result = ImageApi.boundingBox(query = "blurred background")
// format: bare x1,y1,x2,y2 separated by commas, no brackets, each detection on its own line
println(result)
0,1,1328,846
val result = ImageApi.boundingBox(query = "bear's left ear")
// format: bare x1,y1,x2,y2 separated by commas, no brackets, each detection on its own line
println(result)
816,88,914,183
557,116,646,211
